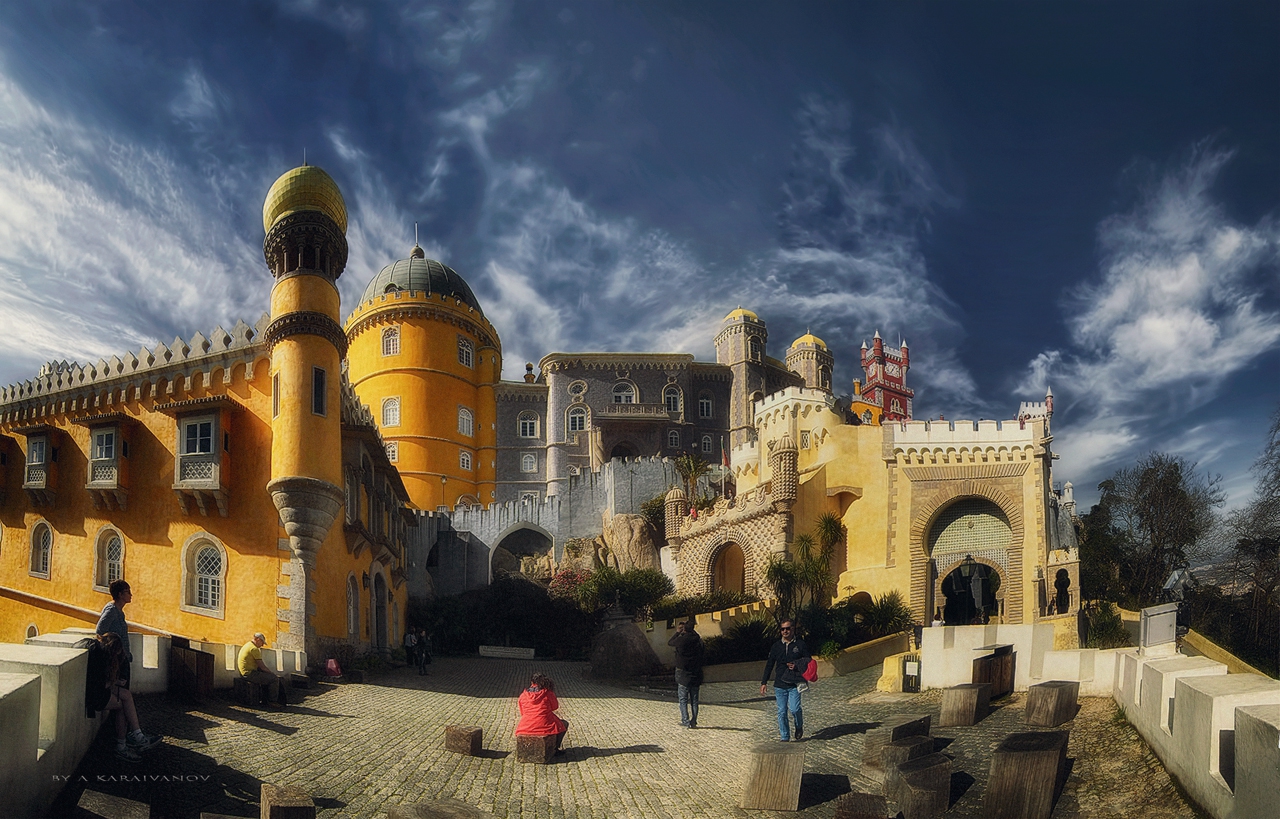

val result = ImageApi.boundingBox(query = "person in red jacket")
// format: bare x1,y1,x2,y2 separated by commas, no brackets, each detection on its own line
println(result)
515,673,568,754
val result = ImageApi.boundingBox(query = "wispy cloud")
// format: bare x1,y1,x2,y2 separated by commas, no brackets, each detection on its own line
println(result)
1022,144,1280,487
0,70,264,386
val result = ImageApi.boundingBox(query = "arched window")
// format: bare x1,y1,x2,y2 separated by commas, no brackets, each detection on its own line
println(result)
385,442,398,463
698,395,713,419
818,365,831,389
29,523,51,579
701,435,713,454
568,407,587,432
382,397,400,428
460,450,473,471
749,338,763,361
457,337,474,368
612,383,636,404
521,453,537,473
518,412,539,438
181,535,227,618
890,398,903,415
381,326,400,356
664,386,681,414
458,407,474,437
346,575,359,637
94,528,124,591
667,430,680,449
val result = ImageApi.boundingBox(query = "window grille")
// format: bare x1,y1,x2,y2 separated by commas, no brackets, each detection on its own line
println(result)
928,499,1012,557
195,546,222,609
382,397,401,428
382,326,400,356
105,536,123,584
31,525,51,576
518,412,538,438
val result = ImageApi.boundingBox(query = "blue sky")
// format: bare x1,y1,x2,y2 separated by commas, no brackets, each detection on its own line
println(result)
0,1,1276,509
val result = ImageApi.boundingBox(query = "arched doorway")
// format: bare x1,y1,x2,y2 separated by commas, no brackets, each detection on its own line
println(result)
610,442,637,459
373,572,388,650
940,560,1001,625
712,542,746,594
1054,569,1071,615
492,525,555,581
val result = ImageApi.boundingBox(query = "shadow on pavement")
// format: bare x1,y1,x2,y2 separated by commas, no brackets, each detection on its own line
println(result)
562,744,664,760
797,772,851,809
948,771,976,808
808,721,880,741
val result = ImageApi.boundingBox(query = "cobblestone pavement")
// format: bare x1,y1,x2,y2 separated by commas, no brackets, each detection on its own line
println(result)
48,658,1202,819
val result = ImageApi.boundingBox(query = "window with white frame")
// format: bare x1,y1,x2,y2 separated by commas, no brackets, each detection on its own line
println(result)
518,411,539,438
568,406,587,432
699,396,713,419
457,337,474,368
182,418,214,455
382,397,401,428
458,407,474,437
93,429,116,461
385,441,398,462
664,386,681,413
891,398,903,415
27,436,47,465
182,535,226,618
612,382,635,404
667,429,680,449
521,452,537,473
312,366,327,416
701,435,712,454
460,450,473,471
382,326,401,356
94,529,124,589
29,523,51,578
347,575,359,636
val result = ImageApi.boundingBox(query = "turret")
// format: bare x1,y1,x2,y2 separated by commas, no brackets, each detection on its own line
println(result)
664,485,689,552
261,164,350,657
785,331,834,393
715,307,769,449
769,432,798,511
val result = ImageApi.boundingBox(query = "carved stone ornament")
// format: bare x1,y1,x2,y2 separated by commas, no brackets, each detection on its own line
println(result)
263,311,349,358
268,476,344,564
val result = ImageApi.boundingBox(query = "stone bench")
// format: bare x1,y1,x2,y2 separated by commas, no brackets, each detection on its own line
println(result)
984,730,1068,819
515,733,557,764
833,791,889,818
861,713,931,776
940,683,992,727
232,675,263,707
261,783,315,819
887,753,952,819
1025,680,1079,727
445,725,483,756
740,741,805,810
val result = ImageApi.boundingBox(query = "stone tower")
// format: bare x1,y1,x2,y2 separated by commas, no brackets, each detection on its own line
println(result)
860,331,914,421
261,164,349,657
714,308,769,449
785,332,835,393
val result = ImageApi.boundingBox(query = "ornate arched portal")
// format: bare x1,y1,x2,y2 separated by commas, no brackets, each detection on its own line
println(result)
917,494,1018,624
712,542,746,594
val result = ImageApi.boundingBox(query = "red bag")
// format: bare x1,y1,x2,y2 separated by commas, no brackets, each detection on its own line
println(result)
802,658,818,683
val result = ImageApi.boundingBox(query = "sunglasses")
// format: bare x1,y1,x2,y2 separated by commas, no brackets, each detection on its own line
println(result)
780,626,793,631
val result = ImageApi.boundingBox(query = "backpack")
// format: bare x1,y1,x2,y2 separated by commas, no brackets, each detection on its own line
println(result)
802,658,819,683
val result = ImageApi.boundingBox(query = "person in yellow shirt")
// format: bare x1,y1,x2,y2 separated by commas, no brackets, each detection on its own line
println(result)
237,632,286,707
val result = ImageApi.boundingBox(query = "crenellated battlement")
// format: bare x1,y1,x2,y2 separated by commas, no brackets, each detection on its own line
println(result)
0,315,270,422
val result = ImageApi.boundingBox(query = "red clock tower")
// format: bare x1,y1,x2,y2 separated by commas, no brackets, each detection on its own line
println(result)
859,331,914,421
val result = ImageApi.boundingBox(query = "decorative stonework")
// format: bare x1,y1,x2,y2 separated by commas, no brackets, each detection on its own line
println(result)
264,311,349,358
344,298,499,352
902,463,1029,481
673,484,791,594
263,210,348,281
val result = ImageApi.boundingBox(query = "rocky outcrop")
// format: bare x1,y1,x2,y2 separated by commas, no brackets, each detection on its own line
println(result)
601,513,661,572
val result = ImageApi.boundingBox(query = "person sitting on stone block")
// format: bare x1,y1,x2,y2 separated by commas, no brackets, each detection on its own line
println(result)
237,632,287,707
515,673,568,755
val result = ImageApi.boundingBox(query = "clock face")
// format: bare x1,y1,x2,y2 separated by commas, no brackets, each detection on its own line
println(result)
885,362,901,377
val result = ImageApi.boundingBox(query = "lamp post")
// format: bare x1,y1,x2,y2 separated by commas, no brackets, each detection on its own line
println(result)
958,555,980,624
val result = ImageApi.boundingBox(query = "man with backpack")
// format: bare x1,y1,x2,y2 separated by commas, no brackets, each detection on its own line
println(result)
667,618,705,728
759,618,811,742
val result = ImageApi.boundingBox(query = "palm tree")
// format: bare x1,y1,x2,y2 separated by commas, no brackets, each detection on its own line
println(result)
674,453,711,500
763,557,801,623
814,512,846,557
856,590,917,637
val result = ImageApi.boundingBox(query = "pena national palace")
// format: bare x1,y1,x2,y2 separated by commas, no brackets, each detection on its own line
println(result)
0,164,1082,661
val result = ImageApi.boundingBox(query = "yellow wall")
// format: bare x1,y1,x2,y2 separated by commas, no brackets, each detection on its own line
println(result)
345,290,501,510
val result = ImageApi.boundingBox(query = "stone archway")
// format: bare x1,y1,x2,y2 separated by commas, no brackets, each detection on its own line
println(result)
492,523,555,581
909,483,1025,623
712,542,746,594
610,442,638,459
937,558,1004,625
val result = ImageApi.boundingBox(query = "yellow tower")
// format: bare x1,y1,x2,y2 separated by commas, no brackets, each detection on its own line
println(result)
344,246,500,510
261,165,349,655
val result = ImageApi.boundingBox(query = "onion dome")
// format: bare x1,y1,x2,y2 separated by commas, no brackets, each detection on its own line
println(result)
262,165,348,234
665,485,688,502
790,332,827,350
360,247,484,315
724,307,759,322
776,432,797,451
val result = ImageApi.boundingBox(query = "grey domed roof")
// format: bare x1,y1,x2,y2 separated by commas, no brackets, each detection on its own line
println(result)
359,246,484,316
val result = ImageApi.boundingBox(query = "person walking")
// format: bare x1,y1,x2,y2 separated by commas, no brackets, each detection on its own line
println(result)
759,618,810,742
417,628,431,675
667,619,705,728
95,580,134,689
237,633,287,707
86,633,161,761
515,672,569,754
403,628,418,668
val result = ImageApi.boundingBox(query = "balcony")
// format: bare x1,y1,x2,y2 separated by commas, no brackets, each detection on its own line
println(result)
22,462,55,507
594,402,677,421
86,458,128,511
173,453,228,517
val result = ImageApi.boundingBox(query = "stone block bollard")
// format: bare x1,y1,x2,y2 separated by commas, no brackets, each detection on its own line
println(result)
940,683,992,727
984,730,1069,819
260,784,315,819
740,741,805,811
515,733,557,764
886,753,952,819
861,714,931,776
445,725,483,756
833,791,890,818
1025,681,1079,727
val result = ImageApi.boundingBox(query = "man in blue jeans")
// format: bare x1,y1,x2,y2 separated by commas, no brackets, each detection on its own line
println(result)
668,619,705,728
759,619,810,741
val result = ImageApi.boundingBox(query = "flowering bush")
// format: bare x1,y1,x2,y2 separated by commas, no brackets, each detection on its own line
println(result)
549,568,593,602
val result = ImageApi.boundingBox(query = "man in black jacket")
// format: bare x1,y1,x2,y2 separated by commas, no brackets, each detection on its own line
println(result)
759,618,810,741
668,619,705,728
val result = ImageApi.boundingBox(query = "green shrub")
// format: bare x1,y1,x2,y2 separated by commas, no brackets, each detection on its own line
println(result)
576,566,674,615
816,639,842,660
703,613,778,664
1084,601,1131,649
855,590,917,637
652,589,760,622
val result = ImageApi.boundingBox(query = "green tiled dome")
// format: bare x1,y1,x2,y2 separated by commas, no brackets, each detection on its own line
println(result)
359,246,484,316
